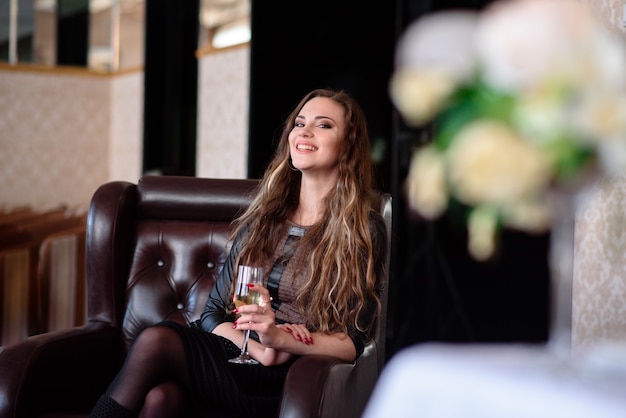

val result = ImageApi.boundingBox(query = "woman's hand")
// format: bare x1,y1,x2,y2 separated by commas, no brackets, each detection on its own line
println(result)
276,323,313,345
235,284,311,346
232,283,275,332
229,283,294,365
232,285,280,339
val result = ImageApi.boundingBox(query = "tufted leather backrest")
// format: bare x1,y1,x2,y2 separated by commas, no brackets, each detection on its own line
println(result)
125,176,260,348
86,176,259,351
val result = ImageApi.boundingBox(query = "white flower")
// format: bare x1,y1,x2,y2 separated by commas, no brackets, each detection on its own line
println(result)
500,198,551,233
394,11,478,81
389,70,456,126
390,11,478,126
475,0,594,92
573,91,626,141
405,145,448,219
468,206,498,261
571,24,626,95
513,84,570,147
447,120,552,206
392,0,626,260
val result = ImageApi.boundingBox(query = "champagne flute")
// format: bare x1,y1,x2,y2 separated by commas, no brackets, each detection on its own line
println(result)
229,265,263,365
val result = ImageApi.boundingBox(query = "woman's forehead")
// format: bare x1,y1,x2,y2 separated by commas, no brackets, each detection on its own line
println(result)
299,97,345,121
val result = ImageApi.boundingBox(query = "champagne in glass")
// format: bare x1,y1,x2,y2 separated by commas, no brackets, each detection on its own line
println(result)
229,265,263,365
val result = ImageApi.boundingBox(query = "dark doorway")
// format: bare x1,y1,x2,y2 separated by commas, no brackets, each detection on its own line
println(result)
56,0,89,66
142,0,199,176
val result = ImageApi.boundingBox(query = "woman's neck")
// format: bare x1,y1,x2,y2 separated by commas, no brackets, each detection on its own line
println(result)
294,176,334,226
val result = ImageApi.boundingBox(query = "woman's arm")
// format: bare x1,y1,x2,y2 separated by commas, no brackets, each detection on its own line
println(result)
259,326,356,362
213,289,357,365
233,285,358,363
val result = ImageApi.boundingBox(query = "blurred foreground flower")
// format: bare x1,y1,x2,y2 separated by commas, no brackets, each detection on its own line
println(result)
392,0,626,260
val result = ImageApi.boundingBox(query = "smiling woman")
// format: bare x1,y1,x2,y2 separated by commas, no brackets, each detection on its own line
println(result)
289,97,346,180
87,88,388,418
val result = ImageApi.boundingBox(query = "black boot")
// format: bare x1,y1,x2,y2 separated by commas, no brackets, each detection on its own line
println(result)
89,394,136,418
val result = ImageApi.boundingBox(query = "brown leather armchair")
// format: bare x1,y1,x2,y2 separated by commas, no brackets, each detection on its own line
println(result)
0,176,391,418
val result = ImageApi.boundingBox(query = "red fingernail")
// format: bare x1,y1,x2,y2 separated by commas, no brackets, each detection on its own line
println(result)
296,335,302,342
232,321,237,329
246,283,254,288
233,308,239,313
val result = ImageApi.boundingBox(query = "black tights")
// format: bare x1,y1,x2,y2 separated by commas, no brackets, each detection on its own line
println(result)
107,325,193,418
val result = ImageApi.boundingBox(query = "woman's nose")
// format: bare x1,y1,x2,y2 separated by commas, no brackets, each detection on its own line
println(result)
299,126,312,137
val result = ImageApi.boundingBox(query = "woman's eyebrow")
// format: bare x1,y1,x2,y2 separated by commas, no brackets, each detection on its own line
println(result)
296,115,336,123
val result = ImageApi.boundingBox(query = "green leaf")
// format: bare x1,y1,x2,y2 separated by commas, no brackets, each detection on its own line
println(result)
544,137,595,179
432,80,516,150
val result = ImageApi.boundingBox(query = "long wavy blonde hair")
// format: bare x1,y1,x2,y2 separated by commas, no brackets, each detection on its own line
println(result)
233,88,381,336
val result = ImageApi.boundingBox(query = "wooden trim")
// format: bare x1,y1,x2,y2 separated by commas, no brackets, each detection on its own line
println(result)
195,41,250,59
0,62,144,78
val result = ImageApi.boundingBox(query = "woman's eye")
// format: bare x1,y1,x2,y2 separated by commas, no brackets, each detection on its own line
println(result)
295,122,304,127
318,123,331,129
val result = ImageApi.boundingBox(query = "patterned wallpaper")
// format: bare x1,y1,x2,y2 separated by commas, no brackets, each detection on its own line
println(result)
0,44,248,209
196,44,250,179
109,71,144,185
0,66,143,209
573,177,626,353
570,0,626,353
0,68,111,208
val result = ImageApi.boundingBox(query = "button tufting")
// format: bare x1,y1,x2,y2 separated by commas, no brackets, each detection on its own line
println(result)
157,260,165,267
207,261,215,269
177,303,184,310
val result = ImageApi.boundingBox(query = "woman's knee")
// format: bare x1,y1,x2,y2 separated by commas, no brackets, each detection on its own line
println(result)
140,382,189,418
134,325,178,347
130,325,183,360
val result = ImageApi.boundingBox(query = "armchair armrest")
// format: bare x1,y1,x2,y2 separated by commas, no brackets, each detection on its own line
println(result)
0,323,120,417
278,342,381,418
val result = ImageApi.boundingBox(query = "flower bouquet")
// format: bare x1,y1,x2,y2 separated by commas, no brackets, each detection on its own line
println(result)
391,0,626,260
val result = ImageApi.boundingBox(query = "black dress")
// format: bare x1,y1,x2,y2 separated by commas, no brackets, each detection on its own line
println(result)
159,321,294,418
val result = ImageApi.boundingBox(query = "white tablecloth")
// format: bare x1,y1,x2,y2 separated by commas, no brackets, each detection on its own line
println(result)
363,343,626,418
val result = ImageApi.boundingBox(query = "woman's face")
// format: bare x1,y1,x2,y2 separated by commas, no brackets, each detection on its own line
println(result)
288,97,347,178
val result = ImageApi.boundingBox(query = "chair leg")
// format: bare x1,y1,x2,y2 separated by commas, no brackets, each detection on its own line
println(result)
89,394,136,418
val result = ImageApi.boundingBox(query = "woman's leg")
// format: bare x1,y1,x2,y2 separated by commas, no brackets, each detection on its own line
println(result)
138,381,192,418
93,325,192,415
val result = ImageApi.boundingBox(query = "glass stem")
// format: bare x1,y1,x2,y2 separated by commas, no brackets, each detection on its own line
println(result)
241,329,251,355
